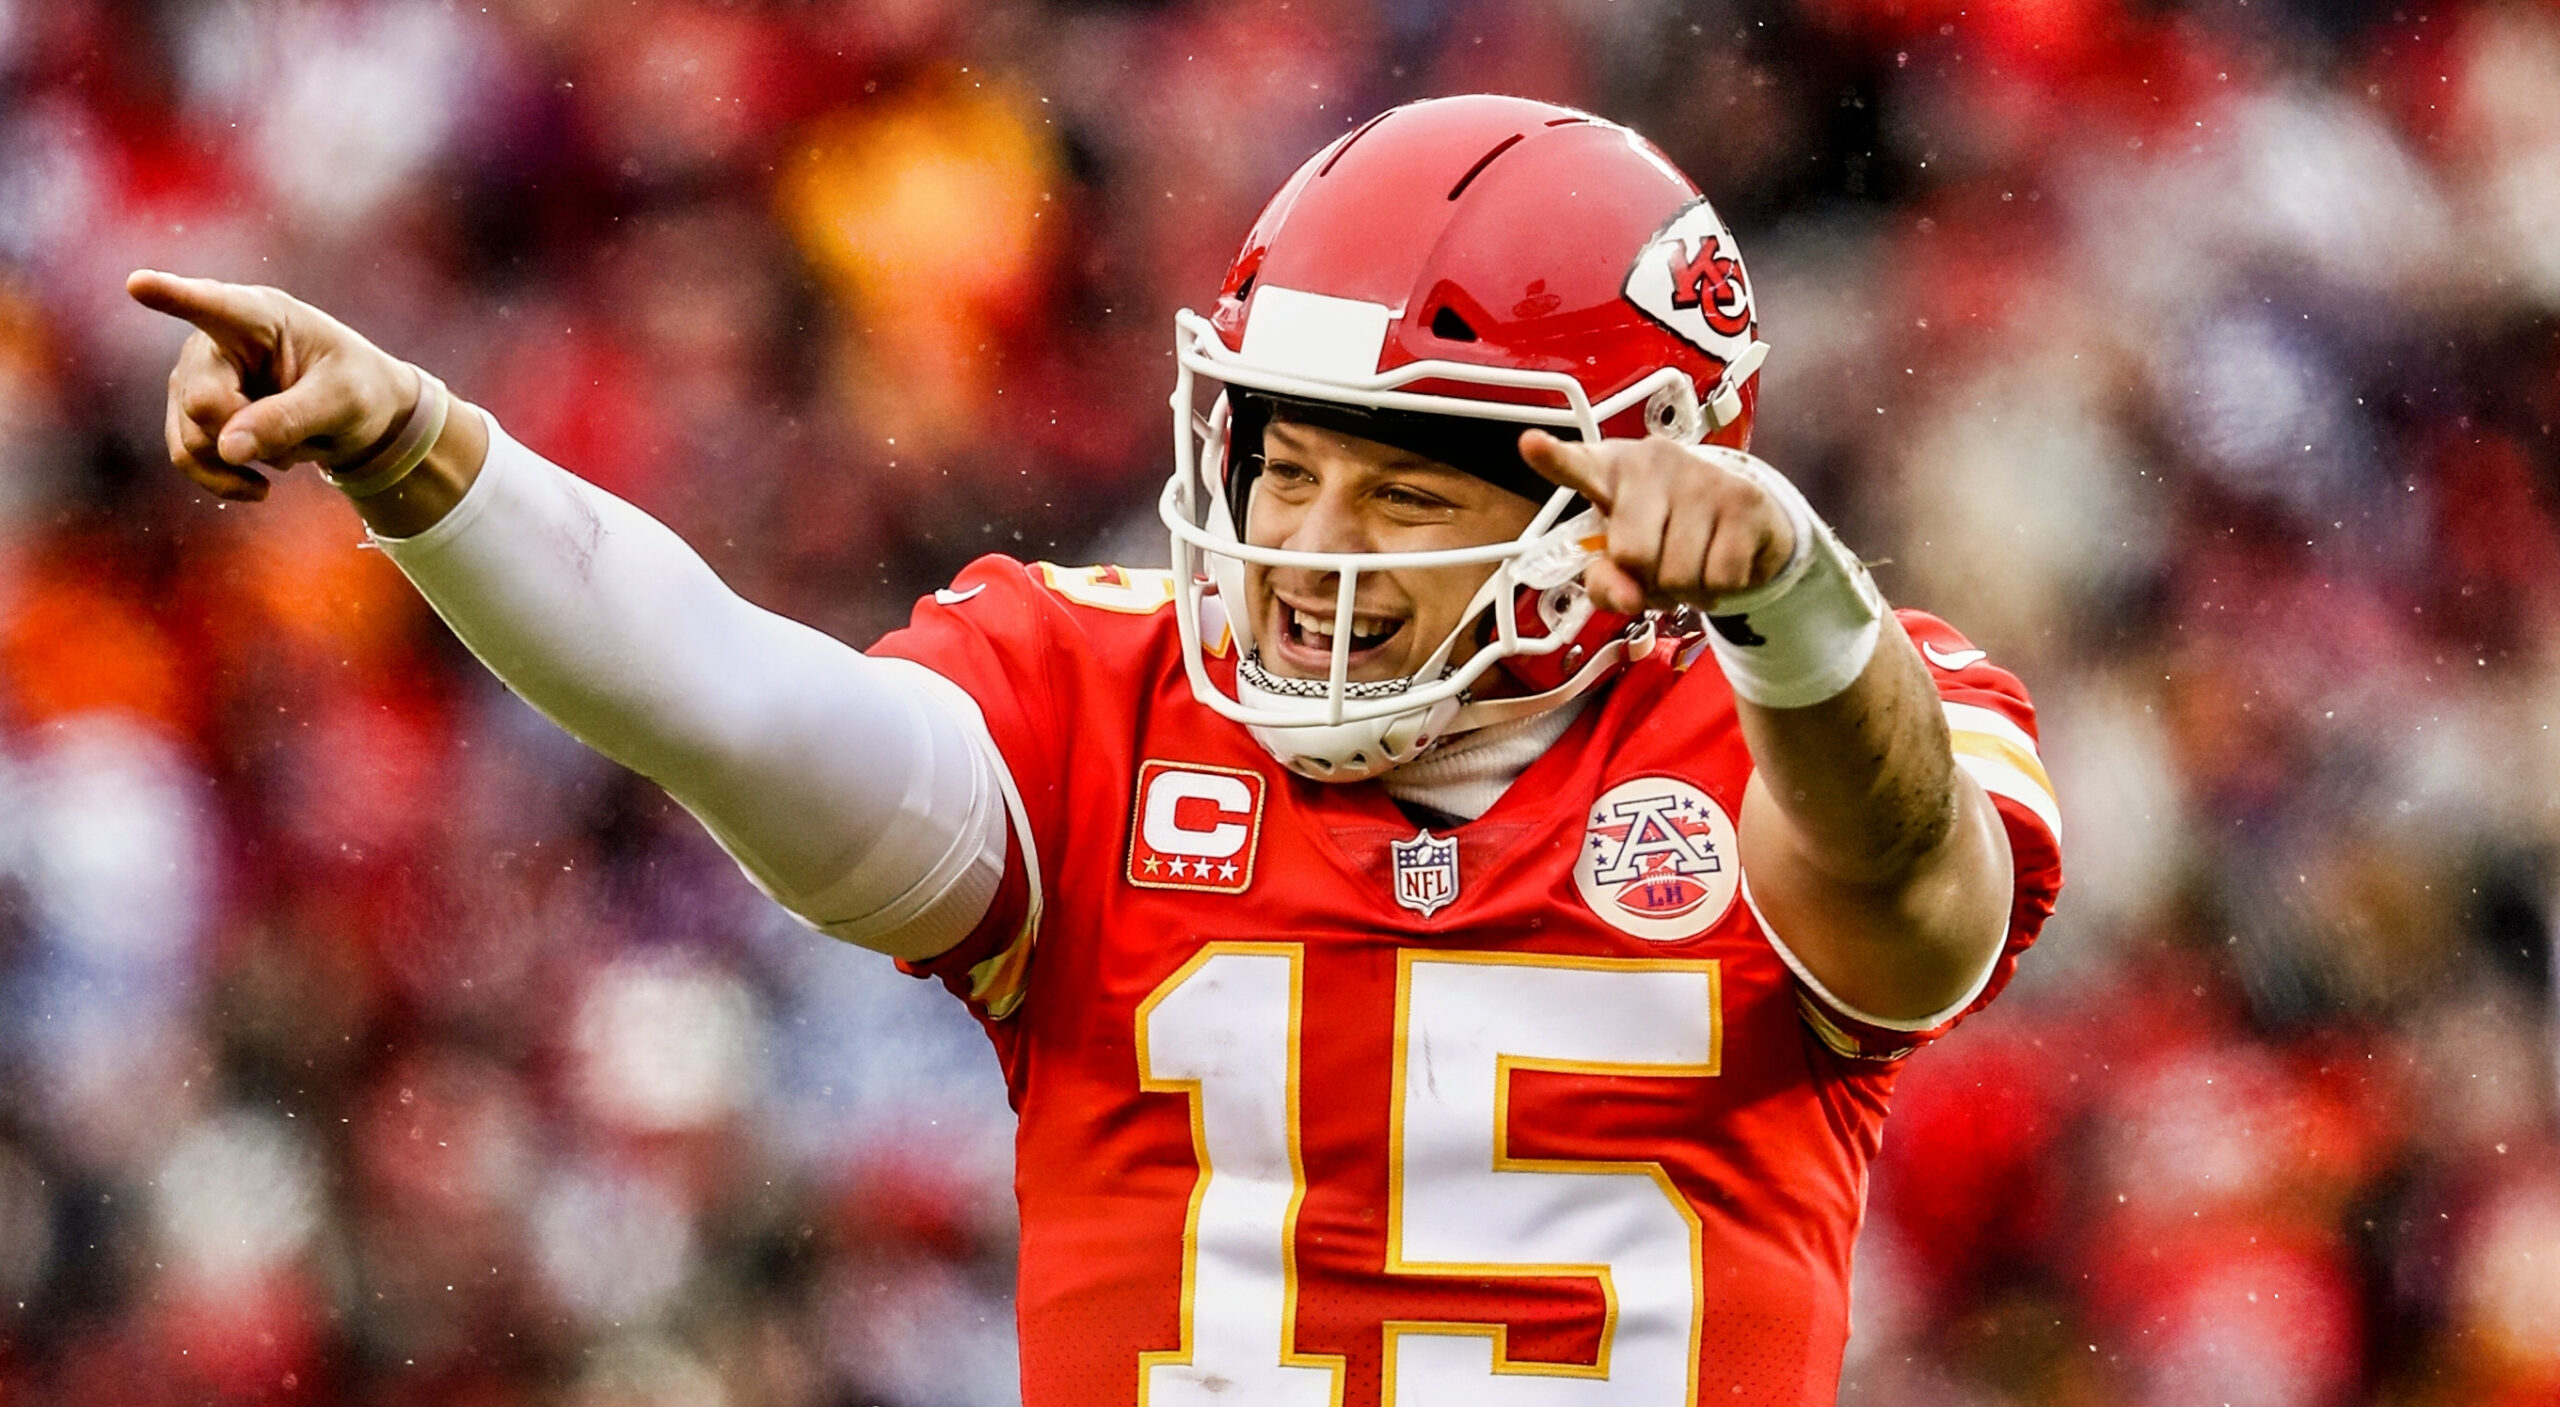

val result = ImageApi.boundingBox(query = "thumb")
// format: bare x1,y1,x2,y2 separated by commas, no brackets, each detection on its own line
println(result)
127,270,279,367
216,374,352,467
1519,429,1616,512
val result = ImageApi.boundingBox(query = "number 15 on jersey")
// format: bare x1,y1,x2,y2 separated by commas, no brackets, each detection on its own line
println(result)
1138,945,1724,1407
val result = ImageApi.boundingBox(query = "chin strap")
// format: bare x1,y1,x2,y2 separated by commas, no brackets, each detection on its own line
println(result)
1451,616,1656,732
1511,507,1610,592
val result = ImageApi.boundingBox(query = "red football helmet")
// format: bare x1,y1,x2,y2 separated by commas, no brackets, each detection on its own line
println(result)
1160,94,1770,781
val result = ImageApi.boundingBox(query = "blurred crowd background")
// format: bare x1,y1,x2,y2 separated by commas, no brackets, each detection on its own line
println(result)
0,0,2553,1403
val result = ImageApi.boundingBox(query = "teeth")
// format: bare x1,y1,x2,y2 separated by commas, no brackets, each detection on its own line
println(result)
1290,609,1396,643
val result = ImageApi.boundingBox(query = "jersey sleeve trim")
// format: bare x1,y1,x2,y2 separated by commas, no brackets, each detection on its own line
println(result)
1795,990,1918,1063
1743,867,2009,1040
1944,700,2060,843
887,663,1047,1019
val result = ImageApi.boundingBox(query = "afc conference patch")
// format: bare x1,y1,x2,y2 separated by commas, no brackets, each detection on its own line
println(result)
1389,828,1460,918
1573,775,1740,941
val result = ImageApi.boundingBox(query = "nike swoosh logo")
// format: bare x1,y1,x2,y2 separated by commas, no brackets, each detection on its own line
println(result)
1922,642,1988,671
934,585,986,606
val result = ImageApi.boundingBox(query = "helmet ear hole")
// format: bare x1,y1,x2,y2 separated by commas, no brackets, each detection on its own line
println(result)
1430,306,1479,343
1536,584,1586,633
1645,380,1703,444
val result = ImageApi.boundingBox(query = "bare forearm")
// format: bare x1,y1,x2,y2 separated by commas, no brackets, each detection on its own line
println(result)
1735,617,1959,884
1736,618,2013,1020
1508,424,2014,1020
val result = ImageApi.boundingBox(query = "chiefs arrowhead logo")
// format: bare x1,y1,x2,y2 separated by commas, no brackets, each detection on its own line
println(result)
1624,199,1757,365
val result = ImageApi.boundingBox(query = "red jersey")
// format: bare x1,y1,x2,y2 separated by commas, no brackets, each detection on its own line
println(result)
870,557,2062,1407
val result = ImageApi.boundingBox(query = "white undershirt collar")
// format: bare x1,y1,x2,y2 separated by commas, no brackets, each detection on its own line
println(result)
1380,698,1586,823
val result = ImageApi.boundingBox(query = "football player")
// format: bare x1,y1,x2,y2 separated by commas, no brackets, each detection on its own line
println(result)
136,95,2059,1407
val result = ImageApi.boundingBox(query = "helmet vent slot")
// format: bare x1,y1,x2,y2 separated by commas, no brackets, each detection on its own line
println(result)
1430,306,1479,342
1318,110,1396,177
1447,132,1526,200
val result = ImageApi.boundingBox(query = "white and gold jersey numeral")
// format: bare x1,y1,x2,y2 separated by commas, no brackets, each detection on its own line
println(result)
1386,954,1718,1407
1037,563,1181,615
1138,945,1345,1407
1139,947,1721,1407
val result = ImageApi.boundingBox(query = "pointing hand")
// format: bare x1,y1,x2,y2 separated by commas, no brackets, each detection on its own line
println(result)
1519,430,1798,615
126,270,421,502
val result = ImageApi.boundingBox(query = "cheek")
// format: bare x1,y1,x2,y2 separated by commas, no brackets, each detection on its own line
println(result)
1240,486,1295,548
1406,563,1506,649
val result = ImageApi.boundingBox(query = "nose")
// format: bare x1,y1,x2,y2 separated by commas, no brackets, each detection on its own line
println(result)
1272,479,1370,557
1255,480,1372,607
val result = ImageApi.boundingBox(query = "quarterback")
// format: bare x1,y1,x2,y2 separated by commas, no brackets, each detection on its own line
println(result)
135,96,2059,1406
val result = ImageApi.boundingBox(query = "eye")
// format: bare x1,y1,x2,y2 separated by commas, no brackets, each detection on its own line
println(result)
1376,483,1454,512
1252,456,1313,488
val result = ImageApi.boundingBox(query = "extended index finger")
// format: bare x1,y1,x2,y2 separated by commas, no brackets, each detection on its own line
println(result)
125,270,278,365
1519,429,1616,511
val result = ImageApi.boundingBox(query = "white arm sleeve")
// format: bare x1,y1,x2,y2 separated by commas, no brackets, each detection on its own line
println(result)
373,411,1009,957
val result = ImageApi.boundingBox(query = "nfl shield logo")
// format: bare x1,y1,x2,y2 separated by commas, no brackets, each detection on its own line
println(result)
1390,829,1460,918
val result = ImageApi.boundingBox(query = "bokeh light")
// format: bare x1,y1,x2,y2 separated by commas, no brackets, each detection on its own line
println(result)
0,1,2549,1403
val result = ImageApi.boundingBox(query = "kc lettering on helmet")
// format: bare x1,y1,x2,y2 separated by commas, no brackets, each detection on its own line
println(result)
1127,761,1265,893
1573,775,1741,941
1623,198,1758,366
1662,233,1751,337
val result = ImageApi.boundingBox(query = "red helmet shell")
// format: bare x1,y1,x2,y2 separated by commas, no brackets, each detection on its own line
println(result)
1208,95,1761,450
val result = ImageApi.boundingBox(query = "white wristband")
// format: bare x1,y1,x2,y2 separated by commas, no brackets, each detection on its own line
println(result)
325,367,448,499
1697,448,1885,709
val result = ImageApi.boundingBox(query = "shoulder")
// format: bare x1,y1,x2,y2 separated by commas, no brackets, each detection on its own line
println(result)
1898,608,2040,720
883,556,1203,652
1020,561,1186,617
868,556,1226,737
944,557,1192,628
1892,608,2057,843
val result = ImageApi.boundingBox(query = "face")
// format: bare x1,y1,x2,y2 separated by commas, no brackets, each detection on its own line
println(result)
1242,419,1543,683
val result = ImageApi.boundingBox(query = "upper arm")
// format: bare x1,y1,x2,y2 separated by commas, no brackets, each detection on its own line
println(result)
865,557,1102,1018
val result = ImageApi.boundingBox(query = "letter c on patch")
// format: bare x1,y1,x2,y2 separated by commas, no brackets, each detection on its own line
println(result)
1142,771,1253,858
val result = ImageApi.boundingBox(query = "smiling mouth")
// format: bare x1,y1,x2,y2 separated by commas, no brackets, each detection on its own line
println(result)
1284,606,1404,655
